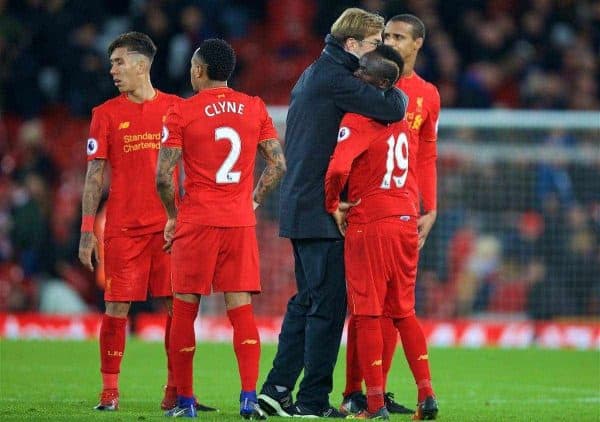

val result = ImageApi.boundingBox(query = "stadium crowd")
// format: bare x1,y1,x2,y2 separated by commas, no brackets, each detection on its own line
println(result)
0,0,599,320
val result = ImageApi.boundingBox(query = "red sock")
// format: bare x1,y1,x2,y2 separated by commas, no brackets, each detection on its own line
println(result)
99,314,127,391
394,315,434,402
164,314,175,388
344,314,363,397
354,315,384,413
227,304,260,391
170,298,199,398
380,316,398,391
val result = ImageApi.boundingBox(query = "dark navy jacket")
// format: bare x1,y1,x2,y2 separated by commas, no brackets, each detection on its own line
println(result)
279,35,408,239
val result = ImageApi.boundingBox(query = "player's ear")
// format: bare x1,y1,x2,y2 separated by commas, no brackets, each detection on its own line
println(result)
135,57,148,75
414,37,424,50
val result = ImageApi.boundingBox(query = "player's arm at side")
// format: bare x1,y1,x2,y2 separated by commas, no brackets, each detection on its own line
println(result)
79,107,110,272
253,139,286,209
79,159,106,271
416,86,440,250
333,74,407,123
253,99,285,209
157,103,184,251
156,146,181,219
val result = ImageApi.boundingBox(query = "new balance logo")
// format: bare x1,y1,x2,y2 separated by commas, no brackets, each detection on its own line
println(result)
241,339,258,345
179,346,196,352
417,354,429,360
371,359,382,366
118,121,130,130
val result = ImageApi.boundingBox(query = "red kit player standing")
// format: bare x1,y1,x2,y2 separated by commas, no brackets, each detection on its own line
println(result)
78,32,214,412
327,41,439,421
156,39,286,418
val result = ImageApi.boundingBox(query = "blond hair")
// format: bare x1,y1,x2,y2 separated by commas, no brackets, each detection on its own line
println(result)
330,8,384,42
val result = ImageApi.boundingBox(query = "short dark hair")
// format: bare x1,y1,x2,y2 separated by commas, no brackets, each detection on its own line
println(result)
193,39,236,82
388,14,426,40
108,32,157,61
374,44,404,78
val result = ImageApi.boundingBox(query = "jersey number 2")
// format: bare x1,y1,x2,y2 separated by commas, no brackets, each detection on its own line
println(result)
215,126,241,184
381,132,409,189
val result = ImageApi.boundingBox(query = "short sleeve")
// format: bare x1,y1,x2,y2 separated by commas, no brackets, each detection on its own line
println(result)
86,107,110,161
163,102,184,148
337,113,370,152
257,98,279,143
420,86,440,142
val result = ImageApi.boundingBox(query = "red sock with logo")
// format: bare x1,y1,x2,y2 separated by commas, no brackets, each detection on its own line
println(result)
344,314,363,397
354,315,384,413
170,298,199,398
227,304,260,391
380,316,398,391
99,314,127,391
164,314,175,388
394,315,434,402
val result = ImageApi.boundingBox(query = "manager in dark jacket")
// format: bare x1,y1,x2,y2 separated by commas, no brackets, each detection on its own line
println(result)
258,8,408,418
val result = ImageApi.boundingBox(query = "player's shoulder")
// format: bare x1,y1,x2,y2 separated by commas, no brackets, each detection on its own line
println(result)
231,89,267,108
342,112,372,127
158,90,183,104
92,95,124,115
413,73,440,98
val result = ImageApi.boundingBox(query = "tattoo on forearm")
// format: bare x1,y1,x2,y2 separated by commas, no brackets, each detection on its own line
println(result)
156,147,182,219
254,139,286,205
82,159,105,216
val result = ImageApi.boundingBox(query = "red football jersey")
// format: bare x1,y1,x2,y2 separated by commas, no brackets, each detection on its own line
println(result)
325,113,418,224
163,87,278,227
87,90,180,238
396,72,440,212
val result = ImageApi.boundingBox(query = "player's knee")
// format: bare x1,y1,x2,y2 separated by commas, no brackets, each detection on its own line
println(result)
224,292,252,310
105,301,131,317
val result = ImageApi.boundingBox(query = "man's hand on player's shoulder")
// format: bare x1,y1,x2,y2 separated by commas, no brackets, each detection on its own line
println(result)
78,232,99,272
417,210,437,250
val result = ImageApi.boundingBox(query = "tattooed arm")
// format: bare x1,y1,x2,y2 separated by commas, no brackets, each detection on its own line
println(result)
156,146,182,251
78,159,106,271
253,139,286,208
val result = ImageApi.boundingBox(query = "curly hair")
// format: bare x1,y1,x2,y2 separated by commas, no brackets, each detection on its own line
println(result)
193,39,236,82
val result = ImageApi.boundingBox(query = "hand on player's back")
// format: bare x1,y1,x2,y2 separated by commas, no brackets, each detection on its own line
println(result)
332,199,361,236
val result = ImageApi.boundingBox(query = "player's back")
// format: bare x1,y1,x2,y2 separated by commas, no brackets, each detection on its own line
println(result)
166,87,274,227
344,113,419,224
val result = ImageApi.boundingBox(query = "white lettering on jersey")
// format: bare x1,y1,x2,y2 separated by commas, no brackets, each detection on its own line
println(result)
204,101,245,117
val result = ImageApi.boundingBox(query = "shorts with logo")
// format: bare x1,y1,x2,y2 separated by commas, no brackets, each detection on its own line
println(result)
344,216,419,318
171,222,261,295
104,232,172,301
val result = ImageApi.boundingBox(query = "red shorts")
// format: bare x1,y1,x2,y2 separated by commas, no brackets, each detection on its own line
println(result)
344,216,419,318
171,223,261,295
104,232,172,301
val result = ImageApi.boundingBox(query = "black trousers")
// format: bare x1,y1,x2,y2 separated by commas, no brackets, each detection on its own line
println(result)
263,238,347,411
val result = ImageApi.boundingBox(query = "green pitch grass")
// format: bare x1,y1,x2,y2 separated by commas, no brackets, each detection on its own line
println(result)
1,340,598,421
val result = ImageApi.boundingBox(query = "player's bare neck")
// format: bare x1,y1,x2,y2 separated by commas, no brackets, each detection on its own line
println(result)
126,80,157,104
402,57,416,78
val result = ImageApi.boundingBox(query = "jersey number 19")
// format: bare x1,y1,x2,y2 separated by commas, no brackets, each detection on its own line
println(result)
380,132,409,189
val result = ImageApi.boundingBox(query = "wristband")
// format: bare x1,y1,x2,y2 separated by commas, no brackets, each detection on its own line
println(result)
81,215,95,232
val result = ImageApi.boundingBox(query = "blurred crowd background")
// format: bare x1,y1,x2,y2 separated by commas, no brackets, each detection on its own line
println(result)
0,0,599,321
